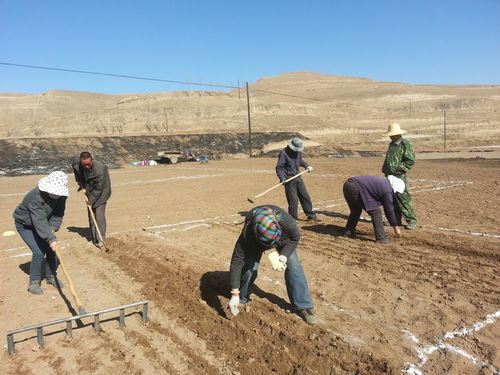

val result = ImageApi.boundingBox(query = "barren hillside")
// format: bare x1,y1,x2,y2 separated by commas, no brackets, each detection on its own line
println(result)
1,72,499,150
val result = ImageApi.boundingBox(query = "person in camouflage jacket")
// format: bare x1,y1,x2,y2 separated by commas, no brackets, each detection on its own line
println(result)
381,123,417,229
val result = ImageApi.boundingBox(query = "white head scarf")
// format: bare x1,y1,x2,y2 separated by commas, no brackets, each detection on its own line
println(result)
38,171,69,197
387,175,405,194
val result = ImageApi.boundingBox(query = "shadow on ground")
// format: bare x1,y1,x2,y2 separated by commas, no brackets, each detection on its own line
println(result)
66,226,92,241
200,271,292,319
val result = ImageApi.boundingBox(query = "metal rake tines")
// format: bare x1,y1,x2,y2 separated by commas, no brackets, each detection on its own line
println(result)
6,301,149,355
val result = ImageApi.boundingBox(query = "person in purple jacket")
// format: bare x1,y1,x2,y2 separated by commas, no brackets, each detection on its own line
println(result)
342,175,403,243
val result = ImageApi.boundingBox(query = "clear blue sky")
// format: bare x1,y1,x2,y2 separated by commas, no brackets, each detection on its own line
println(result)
1,0,499,94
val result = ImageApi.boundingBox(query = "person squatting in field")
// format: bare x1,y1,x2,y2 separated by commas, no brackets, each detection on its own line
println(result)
71,151,112,249
228,205,318,324
343,175,403,244
13,171,69,295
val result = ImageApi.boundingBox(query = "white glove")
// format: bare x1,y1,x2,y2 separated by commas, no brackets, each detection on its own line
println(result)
307,166,313,172
268,251,287,271
228,295,240,316
49,241,59,252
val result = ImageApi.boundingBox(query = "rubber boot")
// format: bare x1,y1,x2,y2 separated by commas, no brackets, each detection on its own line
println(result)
27,280,43,295
46,275,64,288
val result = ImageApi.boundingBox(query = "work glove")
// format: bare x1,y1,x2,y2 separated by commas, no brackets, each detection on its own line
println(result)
307,166,313,172
278,255,287,265
228,295,240,316
268,250,287,271
49,241,59,252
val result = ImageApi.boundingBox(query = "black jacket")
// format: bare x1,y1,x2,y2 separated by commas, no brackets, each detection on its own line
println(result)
13,187,66,244
275,146,309,182
71,159,111,207
229,205,300,289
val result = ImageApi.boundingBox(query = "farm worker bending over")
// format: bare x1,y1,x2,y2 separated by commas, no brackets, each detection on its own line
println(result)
276,137,319,221
71,151,112,249
382,123,417,230
228,205,318,325
13,171,69,295
343,176,403,244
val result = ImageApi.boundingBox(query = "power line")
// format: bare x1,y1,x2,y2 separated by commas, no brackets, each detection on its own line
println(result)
1,62,373,107
252,88,392,110
2,62,490,114
252,88,330,103
0,62,239,90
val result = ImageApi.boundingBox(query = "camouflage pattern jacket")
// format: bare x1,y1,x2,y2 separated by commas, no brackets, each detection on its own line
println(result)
382,137,415,179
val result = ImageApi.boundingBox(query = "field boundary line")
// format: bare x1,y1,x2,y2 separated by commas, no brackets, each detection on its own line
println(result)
402,310,500,374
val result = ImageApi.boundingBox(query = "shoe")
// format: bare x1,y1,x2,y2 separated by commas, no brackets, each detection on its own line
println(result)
342,230,356,238
27,281,43,295
95,242,105,249
376,237,392,244
405,223,417,230
46,275,64,288
296,308,319,325
307,216,321,222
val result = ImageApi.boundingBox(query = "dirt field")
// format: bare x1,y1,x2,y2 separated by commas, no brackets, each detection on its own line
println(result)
1,156,499,375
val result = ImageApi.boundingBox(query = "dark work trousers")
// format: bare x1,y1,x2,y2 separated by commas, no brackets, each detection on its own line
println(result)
88,203,107,243
342,180,387,241
284,178,315,219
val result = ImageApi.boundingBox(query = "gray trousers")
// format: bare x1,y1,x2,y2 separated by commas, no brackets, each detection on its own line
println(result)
88,203,107,243
343,180,387,241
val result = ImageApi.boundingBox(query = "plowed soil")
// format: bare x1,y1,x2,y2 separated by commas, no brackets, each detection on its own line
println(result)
1,156,499,375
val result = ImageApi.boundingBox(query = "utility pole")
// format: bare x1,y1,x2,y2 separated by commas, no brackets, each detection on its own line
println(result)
32,94,42,123
164,108,169,132
443,110,447,149
238,80,241,100
246,82,252,158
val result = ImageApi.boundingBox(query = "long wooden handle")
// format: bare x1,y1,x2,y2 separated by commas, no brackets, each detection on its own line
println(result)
84,194,105,245
248,169,310,203
53,246,86,315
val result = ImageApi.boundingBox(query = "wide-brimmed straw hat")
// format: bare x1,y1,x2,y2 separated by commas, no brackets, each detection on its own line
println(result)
384,123,407,136
288,137,304,152
38,171,69,197
387,175,405,194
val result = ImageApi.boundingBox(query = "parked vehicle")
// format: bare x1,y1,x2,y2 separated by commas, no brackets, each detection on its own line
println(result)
155,150,208,164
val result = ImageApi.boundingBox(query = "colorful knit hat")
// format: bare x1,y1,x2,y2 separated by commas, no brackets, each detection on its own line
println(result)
252,207,282,246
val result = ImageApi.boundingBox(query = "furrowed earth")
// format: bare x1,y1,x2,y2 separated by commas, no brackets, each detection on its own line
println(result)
0,156,499,375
